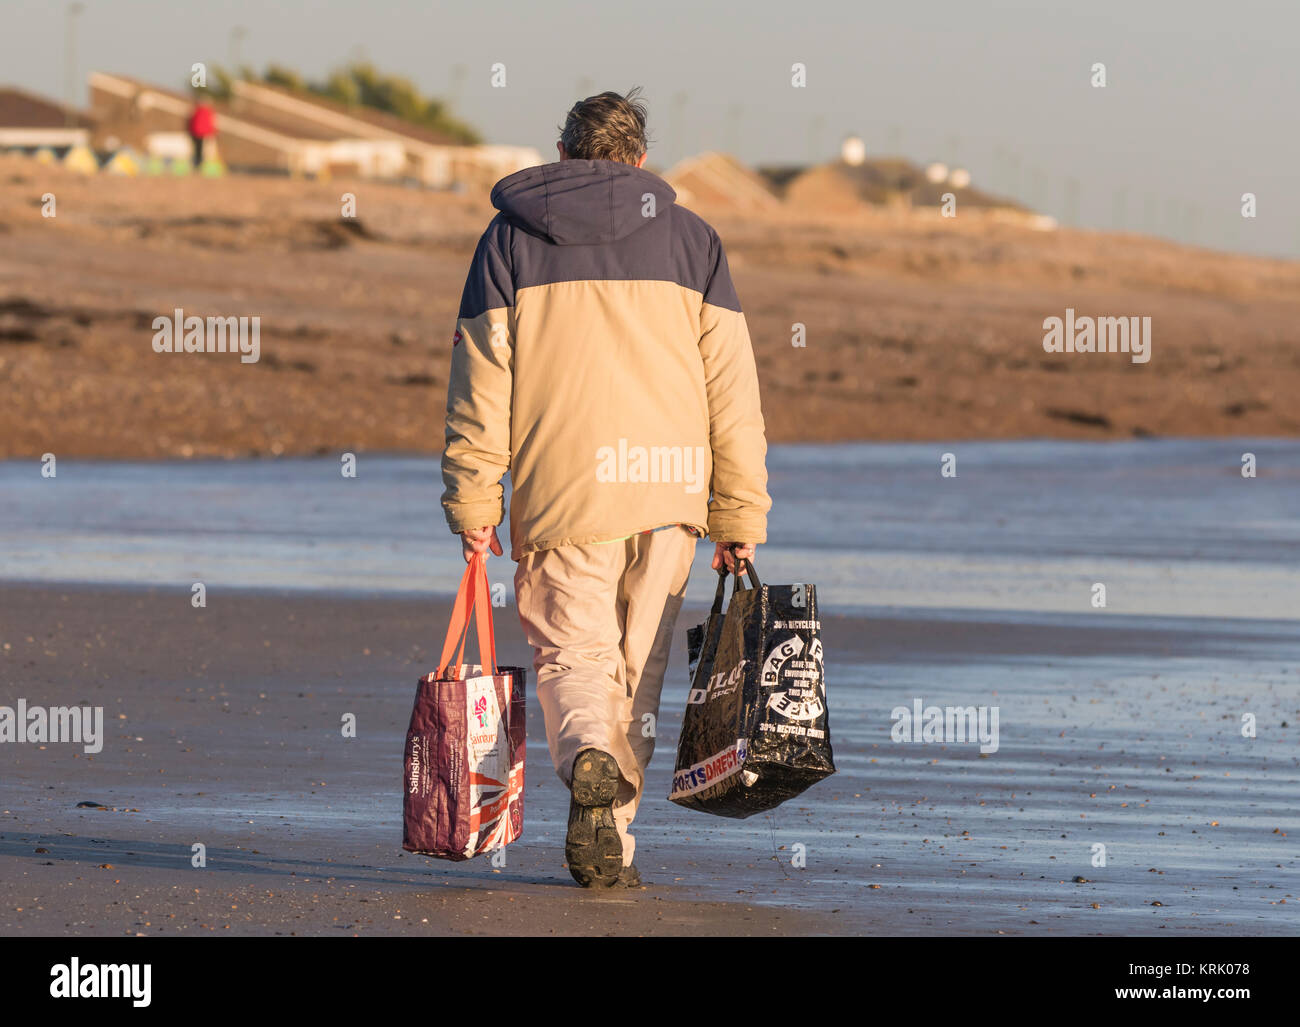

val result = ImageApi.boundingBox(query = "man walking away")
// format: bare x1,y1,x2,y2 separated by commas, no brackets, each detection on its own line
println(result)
441,89,770,887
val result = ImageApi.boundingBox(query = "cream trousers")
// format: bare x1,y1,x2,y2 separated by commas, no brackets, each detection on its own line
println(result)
514,525,697,865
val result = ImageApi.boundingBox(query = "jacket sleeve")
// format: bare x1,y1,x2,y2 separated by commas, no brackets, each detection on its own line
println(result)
440,222,515,534
699,231,771,543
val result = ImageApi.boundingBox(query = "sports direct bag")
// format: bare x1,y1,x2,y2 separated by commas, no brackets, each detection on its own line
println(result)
403,553,526,860
669,559,834,818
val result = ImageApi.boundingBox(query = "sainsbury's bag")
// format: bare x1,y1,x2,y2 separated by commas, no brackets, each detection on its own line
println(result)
669,559,834,818
403,553,526,860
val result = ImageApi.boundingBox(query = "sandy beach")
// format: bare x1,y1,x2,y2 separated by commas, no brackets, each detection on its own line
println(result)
1,578,1294,937
3,156,1299,462
2,148,1297,940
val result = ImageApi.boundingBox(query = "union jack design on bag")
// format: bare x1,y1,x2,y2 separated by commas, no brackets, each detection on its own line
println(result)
403,553,527,860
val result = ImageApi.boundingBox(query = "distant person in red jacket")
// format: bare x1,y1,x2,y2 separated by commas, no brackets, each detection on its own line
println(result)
187,100,217,169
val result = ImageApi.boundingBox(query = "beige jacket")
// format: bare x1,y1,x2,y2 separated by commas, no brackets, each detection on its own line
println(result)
441,159,770,559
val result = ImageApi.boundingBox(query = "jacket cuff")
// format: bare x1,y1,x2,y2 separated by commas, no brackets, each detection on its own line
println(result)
444,498,504,535
707,512,767,544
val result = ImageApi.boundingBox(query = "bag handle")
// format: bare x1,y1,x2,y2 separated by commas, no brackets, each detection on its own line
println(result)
732,550,761,590
438,552,498,679
472,553,497,676
708,550,762,618
698,554,761,680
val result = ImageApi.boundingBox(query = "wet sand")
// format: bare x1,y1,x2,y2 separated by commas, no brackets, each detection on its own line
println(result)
1,583,1294,936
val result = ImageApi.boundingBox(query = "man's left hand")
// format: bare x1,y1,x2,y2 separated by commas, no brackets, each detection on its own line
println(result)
460,525,503,562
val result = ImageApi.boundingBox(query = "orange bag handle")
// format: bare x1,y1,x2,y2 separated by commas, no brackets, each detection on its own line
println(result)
438,552,499,678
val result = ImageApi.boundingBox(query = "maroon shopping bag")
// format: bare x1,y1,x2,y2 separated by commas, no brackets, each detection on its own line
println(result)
403,553,527,860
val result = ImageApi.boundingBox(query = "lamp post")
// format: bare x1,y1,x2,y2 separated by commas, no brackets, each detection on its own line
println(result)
808,113,825,164
230,26,248,76
65,2,84,127
670,91,687,166
449,63,467,112
725,103,742,157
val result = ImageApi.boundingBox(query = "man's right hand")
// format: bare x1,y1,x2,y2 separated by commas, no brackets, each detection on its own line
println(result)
460,526,503,562
712,541,757,573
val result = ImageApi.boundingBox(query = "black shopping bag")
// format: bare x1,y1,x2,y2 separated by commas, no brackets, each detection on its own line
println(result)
669,559,834,818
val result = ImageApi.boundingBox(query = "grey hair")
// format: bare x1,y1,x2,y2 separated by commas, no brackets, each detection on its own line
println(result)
558,88,649,164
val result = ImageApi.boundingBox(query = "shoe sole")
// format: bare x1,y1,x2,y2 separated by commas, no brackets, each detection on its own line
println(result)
565,749,623,888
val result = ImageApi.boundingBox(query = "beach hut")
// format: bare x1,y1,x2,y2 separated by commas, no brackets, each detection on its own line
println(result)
91,72,408,181
0,87,93,153
228,79,540,188
62,144,98,175
101,147,141,175
199,139,226,177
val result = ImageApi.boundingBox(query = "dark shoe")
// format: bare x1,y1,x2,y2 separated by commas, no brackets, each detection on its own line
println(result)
613,863,643,888
565,748,623,888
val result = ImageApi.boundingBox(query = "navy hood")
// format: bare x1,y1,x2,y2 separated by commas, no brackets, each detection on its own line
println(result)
491,160,677,246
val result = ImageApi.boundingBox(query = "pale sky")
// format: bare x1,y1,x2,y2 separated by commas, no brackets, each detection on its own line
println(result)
4,0,1297,258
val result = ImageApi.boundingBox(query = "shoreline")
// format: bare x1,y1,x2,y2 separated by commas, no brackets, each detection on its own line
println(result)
2,583,1294,936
